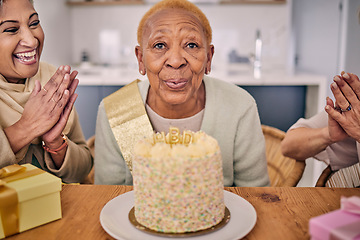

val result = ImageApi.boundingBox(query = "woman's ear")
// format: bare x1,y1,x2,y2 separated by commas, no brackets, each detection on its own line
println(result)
135,45,146,75
205,45,215,74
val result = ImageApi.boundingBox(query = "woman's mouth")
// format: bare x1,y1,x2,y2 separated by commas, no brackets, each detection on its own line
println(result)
14,49,37,64
164,79,188,90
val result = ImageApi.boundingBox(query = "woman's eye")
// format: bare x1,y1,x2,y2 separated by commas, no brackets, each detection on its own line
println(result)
154,43,165,49
3,27,18,33
187,43,198,49
30,20,40,28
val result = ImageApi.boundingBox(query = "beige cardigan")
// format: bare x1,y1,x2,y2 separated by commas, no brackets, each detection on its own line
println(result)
0,62,93,183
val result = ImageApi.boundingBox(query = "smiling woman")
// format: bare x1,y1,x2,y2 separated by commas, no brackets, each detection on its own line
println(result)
94,0,270,187
0,0,92,183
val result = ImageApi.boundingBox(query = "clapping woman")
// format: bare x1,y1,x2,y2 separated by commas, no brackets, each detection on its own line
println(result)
0,0,92,183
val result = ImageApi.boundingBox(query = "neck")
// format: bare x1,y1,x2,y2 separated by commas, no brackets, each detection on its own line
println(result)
5,78,26,84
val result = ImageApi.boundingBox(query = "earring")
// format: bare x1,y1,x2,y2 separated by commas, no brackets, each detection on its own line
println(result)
140,70,145,75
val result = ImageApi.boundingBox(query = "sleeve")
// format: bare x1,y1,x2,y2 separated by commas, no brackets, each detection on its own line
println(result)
0,128,18,168
233,101,270,187
288,111,329,163
44,110,93,183
289,111,328,130
94,101,131,185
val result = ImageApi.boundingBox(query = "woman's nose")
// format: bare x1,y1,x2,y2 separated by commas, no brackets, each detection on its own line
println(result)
166,47,186,69
19,28,38,48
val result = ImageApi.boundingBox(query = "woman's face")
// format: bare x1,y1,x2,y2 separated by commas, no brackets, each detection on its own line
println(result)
136,9,214,108
0,0,44,83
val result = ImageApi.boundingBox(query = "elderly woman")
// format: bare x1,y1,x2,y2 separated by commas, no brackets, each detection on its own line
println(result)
0,0,92,183
282,72,360,187
95,0,270,187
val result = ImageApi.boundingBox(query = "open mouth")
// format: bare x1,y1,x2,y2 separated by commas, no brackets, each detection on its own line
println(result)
14,49,37,63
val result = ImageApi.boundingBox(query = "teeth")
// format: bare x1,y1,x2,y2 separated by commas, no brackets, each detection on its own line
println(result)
16,49,36,58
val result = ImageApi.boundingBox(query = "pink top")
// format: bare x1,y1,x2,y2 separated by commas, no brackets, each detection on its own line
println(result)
289,111,360,171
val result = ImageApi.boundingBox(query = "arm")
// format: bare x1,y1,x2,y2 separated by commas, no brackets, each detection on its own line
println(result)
281,73,360,161
3,66,78,168
44,110,93,183
281,127,332,160
0,128,19,167
233,101,270,187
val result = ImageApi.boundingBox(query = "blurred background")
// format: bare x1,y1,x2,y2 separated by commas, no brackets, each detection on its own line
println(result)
33,0,360,185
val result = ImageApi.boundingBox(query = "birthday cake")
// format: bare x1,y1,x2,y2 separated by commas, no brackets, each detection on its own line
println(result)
132,127,225,233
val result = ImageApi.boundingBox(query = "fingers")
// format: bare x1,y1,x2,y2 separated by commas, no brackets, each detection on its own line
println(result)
325,97,342,122
70,70,78,81
51,73,71,102
330,78,348,110
41,65,76,106
56,93,78,129
341,72,360,99
68,78,79,97
332,72,360,110
331,74,357,111
63,93,78,120
326,96,334,108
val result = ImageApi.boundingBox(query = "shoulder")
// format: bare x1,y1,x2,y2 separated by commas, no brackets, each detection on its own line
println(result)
204,76,256,109
103,79,149,104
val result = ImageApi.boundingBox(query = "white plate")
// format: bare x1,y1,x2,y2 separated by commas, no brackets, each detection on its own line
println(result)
100,190,257,240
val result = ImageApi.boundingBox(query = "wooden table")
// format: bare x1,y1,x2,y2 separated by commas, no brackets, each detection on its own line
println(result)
7,185,360,240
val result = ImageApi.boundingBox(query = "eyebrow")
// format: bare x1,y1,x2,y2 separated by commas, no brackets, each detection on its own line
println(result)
0,12,38,27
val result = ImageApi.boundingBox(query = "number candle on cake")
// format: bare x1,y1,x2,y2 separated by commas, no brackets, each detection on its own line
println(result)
132,127,225,233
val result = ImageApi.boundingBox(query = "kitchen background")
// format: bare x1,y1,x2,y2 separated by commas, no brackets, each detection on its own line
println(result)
33,0,360,186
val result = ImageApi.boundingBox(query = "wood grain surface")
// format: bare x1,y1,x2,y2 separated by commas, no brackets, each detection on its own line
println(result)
7,185,360,240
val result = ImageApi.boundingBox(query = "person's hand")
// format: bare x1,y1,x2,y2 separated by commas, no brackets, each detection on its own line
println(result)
325,72,360,142
325,97,348,142
42,69,79,146
19,65,76,140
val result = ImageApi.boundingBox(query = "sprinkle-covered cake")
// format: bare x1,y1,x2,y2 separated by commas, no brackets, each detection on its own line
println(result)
133,127,225,233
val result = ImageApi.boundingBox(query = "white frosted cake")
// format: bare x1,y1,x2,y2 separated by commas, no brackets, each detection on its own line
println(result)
132,127,225,233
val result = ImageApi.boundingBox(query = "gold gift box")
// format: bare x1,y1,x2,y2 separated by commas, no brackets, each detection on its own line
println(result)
0,164,62,238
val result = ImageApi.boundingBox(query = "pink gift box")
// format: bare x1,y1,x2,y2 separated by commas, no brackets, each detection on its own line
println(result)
309,209,360,240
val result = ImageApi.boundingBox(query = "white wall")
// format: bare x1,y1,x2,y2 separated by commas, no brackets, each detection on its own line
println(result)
34,0,72,67
293,0,360,98
343,0,360,73
69,3,291,72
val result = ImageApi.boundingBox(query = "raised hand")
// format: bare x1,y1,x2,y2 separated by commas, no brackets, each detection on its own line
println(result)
4,65,79,156
42,67,79,145
325,72,360,142
325,97,348,143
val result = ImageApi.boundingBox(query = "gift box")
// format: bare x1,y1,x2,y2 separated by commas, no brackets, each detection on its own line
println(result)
309,196,360,240
0,164,62,238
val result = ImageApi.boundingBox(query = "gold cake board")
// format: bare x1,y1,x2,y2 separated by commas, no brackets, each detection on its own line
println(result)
128,207,231,238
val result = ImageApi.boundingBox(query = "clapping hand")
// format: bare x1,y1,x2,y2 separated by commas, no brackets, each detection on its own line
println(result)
21,65,78,144
325,72,360,143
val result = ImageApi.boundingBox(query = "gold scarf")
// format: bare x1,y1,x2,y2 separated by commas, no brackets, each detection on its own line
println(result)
103,80,153,173
0,62,74,158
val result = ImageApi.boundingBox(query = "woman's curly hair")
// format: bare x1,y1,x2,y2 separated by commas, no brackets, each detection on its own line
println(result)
137,0,212,46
